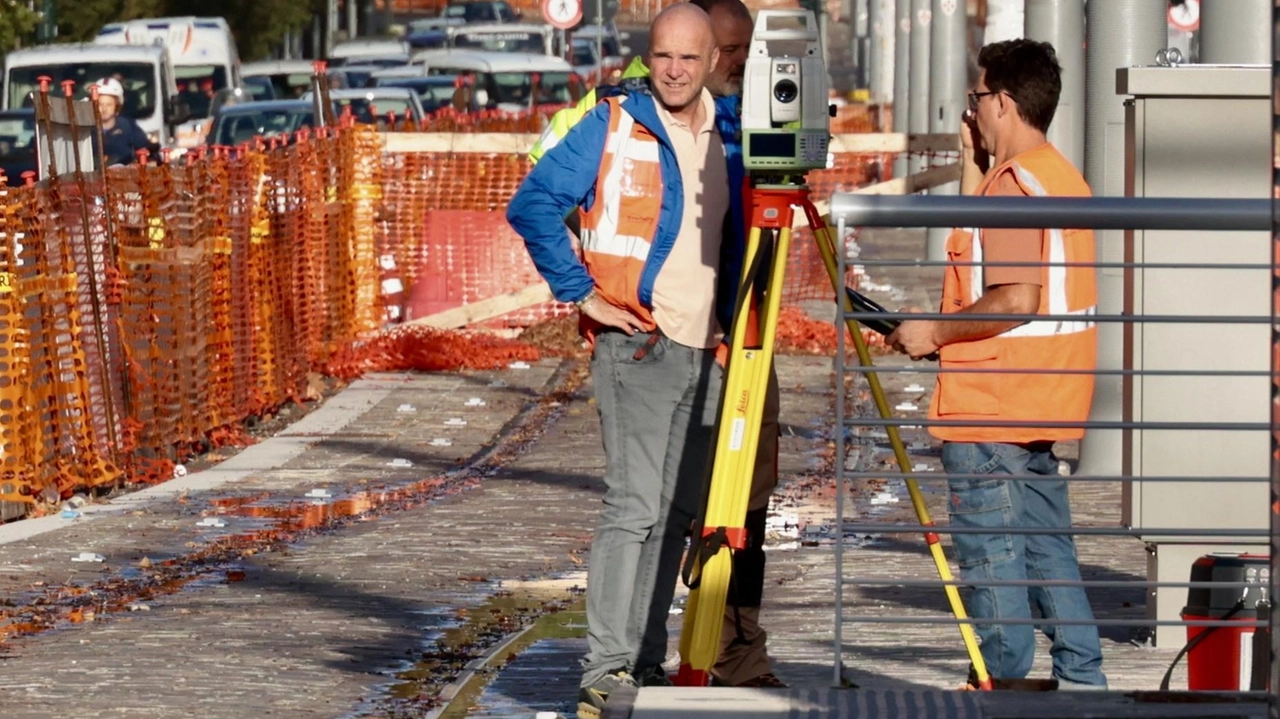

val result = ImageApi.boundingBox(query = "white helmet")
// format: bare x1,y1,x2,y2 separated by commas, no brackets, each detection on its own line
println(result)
93,77,125,100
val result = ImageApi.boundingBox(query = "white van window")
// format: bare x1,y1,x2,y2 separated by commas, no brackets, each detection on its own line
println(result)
8,63,159,119
176,66,230,118
492,71,571,106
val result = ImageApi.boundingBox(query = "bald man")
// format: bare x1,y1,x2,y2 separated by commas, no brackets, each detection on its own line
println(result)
508,5,744,717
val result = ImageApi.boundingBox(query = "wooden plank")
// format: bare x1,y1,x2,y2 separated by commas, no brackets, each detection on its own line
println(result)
829,132,959,154
801,162,962,220
850,161,962,196
401,282,555,329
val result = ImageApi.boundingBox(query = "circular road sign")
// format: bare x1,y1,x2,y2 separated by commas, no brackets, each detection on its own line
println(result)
1168,0,1199,32
543,0,583,30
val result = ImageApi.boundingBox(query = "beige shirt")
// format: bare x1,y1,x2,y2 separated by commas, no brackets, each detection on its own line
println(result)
650,89,729,349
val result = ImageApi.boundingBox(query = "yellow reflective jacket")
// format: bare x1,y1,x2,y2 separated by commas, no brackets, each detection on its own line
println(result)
528,56,650,164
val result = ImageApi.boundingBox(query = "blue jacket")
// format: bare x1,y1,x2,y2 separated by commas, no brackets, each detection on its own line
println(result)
507,89,746,334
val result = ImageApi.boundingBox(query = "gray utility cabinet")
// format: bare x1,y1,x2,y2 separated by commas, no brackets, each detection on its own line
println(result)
1118,65,1271,648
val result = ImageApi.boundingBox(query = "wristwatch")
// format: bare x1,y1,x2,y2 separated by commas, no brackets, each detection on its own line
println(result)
574,289,598,310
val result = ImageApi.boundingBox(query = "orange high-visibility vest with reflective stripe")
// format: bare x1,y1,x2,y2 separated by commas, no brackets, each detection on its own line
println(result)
578,97,663,336
928,143,1098,443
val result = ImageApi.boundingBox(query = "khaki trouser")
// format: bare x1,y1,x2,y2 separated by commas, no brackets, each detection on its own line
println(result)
712,369,780,685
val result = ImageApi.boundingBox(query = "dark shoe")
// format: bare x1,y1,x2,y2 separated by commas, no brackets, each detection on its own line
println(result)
578,669,636,719
711,671,788,688
633,665,673,687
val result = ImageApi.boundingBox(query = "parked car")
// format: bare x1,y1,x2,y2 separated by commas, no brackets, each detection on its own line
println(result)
406,28,450,50
329,38,411,67
440,0,519,23
372,74,460,113
302,87,425,126
413,50,577,113
242,59,317,100
205,100,316,146
328,63,400,90
242,75,276,101
409,17,465,32
573,23,626,60
0,109,36,180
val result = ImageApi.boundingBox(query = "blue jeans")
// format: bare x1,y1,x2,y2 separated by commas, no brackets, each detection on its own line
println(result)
582,331,721,688
942,441,1107,688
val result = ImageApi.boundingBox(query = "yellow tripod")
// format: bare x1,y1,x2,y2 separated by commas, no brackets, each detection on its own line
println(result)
674,182,994,691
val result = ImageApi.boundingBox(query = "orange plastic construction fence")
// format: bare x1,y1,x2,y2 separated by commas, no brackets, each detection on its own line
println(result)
2,98,886,514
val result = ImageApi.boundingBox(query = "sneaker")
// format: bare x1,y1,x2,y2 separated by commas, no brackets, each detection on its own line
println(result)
711,672,788,688
578,669,636,719
634,665,673,687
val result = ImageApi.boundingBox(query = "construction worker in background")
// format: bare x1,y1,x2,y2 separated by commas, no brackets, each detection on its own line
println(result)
508,5,745,716
886,39,1107,690
527,0,785,691
93,78,157,166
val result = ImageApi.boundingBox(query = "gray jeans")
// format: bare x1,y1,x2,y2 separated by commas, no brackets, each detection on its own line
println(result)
582,330,721,688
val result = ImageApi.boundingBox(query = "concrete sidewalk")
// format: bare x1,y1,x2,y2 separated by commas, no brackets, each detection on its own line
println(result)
0,229,1224,719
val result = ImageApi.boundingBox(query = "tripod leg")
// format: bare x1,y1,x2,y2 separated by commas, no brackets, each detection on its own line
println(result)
677,219,793,685
803,201,994,691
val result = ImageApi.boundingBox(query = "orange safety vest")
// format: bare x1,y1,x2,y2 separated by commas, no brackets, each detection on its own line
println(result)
928,143,1098,443
577,97,663,339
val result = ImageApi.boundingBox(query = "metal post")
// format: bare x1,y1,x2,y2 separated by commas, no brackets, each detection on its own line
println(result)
983,0,1024,45
908,0,930,175
313,14,322,61
347,0,358,41
1201,0,1270,65
869,0,894,105
1079,0,1164,479
1024,0,1084,169
853,0,870,91
925,0,965,262
595,0,605,82
1270,2,1279,698
327,0,339,57
892,0,911,178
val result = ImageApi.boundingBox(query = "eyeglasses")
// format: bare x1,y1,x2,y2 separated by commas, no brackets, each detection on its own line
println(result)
967,90,999,112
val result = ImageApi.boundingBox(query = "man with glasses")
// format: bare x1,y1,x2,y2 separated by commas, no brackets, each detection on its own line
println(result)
887,39,1106,690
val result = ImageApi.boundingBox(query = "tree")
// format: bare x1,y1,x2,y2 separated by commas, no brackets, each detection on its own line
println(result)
53,0,322,60
168,0,324,60
57,0,167,42
0,0,39,52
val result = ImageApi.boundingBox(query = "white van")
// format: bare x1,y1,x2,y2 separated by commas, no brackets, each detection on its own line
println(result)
96,16,240,128
412,50,577,113
329,38,412,67
447,23,553,56
2,43,183,147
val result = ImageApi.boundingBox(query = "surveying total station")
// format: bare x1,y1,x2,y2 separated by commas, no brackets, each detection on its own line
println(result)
673,9,996,690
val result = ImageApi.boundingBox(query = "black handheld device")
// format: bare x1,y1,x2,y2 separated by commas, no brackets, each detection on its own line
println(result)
843,287,901,336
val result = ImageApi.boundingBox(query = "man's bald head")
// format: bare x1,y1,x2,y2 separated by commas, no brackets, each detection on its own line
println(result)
649,3,716,55
647,3,720,116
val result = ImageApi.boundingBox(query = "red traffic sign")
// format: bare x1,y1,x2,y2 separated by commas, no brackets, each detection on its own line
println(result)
1168,0,1199,32
542,0,583,29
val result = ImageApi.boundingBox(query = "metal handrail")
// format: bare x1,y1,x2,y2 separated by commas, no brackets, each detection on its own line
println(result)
828,194,1272,230
827,191,1276,694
